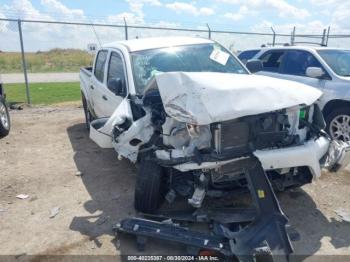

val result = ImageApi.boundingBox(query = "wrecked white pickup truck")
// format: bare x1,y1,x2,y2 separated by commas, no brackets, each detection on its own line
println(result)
80,37,350,259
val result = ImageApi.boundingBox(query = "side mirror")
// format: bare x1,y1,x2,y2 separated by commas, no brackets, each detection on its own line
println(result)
107,78,125,96
306,67,325,79
246,59,263,73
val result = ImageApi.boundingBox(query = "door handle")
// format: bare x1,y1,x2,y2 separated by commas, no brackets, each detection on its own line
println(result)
90,85,94,90
102,95,108,101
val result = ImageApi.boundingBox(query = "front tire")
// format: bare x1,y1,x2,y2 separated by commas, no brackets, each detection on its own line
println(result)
134,158,165,213
0,97,10,138
326,107,350,141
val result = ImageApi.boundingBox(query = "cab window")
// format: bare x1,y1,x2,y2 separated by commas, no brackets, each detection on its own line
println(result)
107,52,126,93
94,50,108,83
260,51,285,72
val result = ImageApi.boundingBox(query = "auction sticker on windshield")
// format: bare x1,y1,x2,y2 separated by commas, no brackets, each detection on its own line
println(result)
210,49,230,66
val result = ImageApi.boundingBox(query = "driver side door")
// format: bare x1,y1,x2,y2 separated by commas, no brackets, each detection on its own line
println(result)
98,51,127,117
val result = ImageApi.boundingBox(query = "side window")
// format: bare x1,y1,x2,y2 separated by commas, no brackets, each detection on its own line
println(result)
280,50,322,76
94,50,108,83
107,52,126,91
259,51,285,72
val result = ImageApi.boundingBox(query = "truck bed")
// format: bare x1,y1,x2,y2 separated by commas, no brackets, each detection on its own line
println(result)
80,67,93,103
80,66,92,77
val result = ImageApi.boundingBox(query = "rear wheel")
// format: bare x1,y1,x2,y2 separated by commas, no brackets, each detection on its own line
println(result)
81,94,93,130
134,157,165,213
0,97,10,138
326,107,350,141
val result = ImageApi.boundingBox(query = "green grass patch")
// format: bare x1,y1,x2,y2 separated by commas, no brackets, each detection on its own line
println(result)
5,82,81,105
0,49,93,73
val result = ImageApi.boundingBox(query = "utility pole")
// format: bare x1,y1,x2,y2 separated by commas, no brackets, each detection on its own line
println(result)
18,19,31,105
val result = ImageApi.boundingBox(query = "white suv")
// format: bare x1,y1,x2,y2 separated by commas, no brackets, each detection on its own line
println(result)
248,46,350,141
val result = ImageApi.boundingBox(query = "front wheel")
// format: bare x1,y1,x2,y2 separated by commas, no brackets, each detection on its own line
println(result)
0,97,10,138
326,107,350,141
134,158,165,213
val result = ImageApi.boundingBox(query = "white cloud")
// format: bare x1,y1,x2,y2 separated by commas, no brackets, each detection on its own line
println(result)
224,6,254,21
126,0,162,19
165,2,215,16
40,0,85,20
219,0,310,19
107,12,144,25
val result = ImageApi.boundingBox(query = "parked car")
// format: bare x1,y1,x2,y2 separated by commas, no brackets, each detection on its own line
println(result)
80,37,349,216
237,48,260,64
0,79,10,138
246,46,350,141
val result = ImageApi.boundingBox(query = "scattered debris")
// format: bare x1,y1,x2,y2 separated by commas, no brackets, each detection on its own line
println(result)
16,194,29,200
75,171,83,176
336,209,350,223
49,207,60,219
9,104,23,110
14,253,26,259
97,216,109,225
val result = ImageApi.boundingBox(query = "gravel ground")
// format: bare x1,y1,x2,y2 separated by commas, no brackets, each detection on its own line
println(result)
1,105,350,261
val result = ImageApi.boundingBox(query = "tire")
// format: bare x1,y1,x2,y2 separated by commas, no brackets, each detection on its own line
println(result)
134,158,165,213
0,97,10,138
81,93,93,130
325,107,350,141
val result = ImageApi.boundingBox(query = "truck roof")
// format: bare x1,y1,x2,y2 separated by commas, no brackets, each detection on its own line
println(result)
103,36,214,52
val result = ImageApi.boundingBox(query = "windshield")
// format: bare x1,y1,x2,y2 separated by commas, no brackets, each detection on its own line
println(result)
317,49,350,77
131,43,247,94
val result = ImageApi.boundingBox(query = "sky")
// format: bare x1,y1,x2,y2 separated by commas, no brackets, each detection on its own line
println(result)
0,0,349,51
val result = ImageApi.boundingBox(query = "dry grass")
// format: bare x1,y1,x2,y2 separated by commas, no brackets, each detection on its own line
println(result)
0,48,93,73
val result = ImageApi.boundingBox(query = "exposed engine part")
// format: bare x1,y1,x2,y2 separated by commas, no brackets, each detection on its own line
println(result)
188,187,206,208
188,173,208,208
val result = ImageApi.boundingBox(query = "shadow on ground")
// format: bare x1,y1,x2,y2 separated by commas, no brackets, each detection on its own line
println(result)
66,123,350,258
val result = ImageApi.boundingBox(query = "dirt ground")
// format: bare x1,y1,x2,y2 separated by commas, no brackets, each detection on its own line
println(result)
1,104,350,261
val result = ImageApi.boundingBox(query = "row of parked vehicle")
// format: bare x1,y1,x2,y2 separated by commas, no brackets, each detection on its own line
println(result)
238,46,350,141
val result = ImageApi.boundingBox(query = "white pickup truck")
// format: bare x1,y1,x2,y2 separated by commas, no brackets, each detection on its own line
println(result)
80,37,350,216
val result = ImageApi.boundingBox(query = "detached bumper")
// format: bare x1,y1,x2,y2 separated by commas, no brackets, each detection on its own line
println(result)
254,136,330,178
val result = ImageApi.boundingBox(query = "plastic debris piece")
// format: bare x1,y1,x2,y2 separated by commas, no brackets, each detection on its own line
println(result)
336,209,350,223
50,207,60,218
16,194,29,199
75,171,83,176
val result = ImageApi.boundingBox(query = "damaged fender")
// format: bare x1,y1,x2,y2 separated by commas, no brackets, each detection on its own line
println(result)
90,98,154,162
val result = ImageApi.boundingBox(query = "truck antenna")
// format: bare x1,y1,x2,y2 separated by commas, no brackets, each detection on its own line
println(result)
91,23,102,48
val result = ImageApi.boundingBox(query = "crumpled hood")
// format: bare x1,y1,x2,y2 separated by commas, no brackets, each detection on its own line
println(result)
151,72,323,125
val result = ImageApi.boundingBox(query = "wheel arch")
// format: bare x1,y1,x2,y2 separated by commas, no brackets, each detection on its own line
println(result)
322,99,350,118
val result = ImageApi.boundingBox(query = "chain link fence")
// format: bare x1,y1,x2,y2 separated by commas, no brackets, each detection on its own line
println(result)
1,18,350,105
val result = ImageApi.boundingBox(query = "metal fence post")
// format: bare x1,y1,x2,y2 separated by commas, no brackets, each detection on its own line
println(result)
124,17,128,40
291,26,296,46
207,23,211,39
270,27,276,46
18,19,31,105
